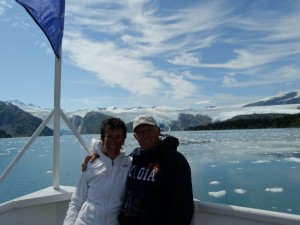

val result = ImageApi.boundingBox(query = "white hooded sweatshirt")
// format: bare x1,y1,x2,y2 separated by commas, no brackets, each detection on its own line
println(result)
63,138,132,225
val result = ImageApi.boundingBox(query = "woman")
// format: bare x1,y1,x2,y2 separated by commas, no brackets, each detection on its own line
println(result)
64,118,132,225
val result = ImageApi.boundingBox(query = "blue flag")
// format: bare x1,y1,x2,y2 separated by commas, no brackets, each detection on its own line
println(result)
16,0,65,59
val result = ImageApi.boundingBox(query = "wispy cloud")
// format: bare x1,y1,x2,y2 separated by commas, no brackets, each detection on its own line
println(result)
5,0,300,109
0,1,12,16
62,1,233,101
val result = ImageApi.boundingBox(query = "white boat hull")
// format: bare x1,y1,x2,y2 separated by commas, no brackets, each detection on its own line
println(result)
1,186,300,225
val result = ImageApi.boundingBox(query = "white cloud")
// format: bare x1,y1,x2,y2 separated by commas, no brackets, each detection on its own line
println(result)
181,71,211,81
168,53,201,66
195,100,210,105
0,1,13,16
162,73,198,99
62,1,300,106
63,1,229,102
223,75,237,85
63,33,162,96
7,0,300,109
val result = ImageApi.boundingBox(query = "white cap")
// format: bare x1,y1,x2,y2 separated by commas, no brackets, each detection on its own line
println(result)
133,115,157,131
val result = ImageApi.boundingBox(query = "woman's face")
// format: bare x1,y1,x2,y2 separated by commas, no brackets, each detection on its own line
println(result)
103,127,124,160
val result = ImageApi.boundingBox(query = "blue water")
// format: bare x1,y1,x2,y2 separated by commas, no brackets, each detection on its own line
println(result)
1,129,300,215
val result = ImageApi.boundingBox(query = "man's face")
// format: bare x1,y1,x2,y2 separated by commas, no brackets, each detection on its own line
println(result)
134,124,160,151
103,128,124,159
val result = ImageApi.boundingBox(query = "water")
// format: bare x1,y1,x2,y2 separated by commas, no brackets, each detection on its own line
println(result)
0,129,300,215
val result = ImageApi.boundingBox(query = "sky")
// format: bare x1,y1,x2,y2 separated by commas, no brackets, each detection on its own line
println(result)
1,0,300,111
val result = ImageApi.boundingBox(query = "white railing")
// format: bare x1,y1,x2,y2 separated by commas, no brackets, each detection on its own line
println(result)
1,186,300,225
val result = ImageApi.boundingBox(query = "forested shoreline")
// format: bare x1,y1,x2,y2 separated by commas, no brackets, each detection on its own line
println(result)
187,113,300,130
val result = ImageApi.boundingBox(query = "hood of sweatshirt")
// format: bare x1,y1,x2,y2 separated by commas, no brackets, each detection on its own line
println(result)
143,134,179,158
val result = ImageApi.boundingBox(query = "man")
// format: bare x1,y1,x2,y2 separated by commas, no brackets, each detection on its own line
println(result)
118,115,194,225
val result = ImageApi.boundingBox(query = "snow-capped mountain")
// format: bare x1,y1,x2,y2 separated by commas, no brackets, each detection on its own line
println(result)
244,91,300,106
6,91,300,126
7,100,52,120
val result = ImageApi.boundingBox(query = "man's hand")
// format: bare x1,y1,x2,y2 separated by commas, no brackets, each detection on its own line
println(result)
81,154,99,172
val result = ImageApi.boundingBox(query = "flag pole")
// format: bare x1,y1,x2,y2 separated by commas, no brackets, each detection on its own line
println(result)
52,49,91,190
53,53,62,190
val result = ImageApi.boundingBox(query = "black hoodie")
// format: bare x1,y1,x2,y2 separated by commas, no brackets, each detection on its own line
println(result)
119,135,194,225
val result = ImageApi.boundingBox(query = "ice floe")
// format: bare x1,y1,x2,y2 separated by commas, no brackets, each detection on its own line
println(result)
234,189,247,194
208,190,226,198
265,187,283,192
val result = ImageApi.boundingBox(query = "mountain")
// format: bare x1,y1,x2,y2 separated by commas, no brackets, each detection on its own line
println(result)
0,101,53,137
72,112,111,134
244,91,300,107
4,91,300,134
0,130,11,138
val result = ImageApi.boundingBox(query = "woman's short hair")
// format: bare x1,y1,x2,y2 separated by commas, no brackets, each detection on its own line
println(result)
100,117,127,141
